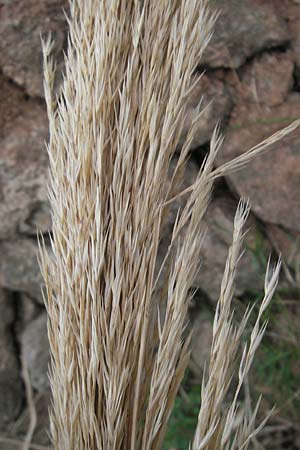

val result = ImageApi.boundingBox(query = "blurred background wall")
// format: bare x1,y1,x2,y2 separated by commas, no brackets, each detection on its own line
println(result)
0,1,300,449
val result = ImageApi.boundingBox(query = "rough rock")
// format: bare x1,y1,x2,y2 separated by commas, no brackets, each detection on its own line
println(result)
0,77,51,238
273,0,300,73
0,289,23,430
21,312,49,392
18,294,44,330
240,52,294,107
5,391,51,448
193,197,269,302
203,0,289,69
0,0,68,97
0,239,45,303
189,307,213,378
266,224,300,269
217,94,300,231
179,74,232,149
0,74,25,137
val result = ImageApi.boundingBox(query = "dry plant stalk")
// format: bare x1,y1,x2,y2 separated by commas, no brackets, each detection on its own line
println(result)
39,1,300,449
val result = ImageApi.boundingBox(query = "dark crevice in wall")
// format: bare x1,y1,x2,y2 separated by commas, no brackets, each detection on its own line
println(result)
190,140,239,204
236,43,291,74
196,42,291,79
0,68,28,98
213,176,234,199
0,68,45,106
9,291,26,417
188,287,213,314
191,142,210,167
9,292,22,364
292,64,300,92
16,232,51,243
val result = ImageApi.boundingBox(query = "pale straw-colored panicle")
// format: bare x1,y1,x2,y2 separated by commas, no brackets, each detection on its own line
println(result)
39,1,298,449
190,201,281,450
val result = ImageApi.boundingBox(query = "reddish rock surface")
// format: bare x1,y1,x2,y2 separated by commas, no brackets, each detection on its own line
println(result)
273,0,300,74
193,197,269,302
21,312,49,392
217,95,300,231
0,239,45,303
0,77,50,238
189,307,213,377
0,289,23,430
0,75,25,137
180,74,232,148
4,391,51,448
266,224,300,268
240,52,294,106
203,0,289,69
18,294,43,330
0,0,68,97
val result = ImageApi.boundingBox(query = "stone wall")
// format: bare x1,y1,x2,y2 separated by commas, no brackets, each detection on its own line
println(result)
0,0,300,447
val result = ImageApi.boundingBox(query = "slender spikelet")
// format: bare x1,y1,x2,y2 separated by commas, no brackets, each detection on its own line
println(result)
40,1,299,450
191,201,281,450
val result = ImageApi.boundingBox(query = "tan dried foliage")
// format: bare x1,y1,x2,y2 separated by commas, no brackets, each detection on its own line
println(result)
39,1,300,449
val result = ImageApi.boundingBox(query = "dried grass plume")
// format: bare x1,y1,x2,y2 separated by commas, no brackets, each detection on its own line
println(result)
40,1,300,449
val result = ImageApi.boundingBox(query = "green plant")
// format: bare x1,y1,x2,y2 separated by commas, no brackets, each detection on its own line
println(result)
247,224,269,273
164,375,201,450
252,303,300,425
